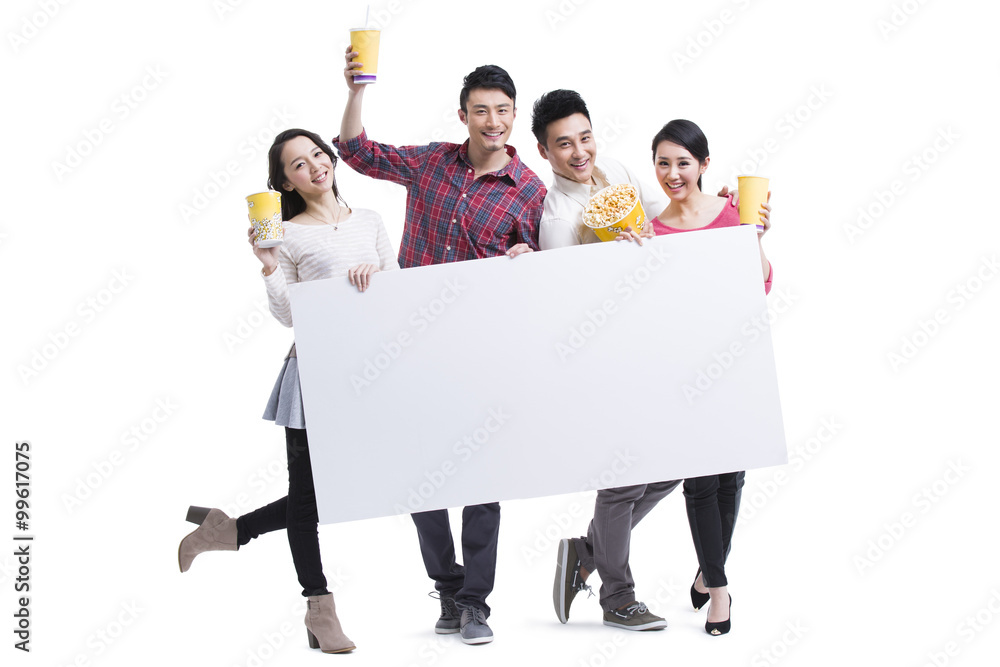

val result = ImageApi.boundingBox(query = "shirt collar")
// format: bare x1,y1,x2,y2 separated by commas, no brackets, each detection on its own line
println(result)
457,141,522,185
551,161,610,207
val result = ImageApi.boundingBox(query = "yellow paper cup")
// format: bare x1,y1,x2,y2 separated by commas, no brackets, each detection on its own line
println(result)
350,29,380,84
246,191,283,248
583,184,647,242
737,176,769,232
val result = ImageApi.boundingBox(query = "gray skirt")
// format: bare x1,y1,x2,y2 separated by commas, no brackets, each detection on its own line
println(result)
262,356,306,429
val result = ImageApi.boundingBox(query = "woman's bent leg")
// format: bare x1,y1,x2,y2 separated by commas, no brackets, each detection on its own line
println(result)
236,497,287,547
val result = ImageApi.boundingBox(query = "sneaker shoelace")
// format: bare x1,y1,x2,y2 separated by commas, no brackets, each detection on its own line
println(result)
625,602,648,617
467,607,488,625
570,562,595,598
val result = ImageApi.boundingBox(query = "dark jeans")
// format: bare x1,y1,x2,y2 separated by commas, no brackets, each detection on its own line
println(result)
411,503,501,616
235,427,329,597
683,471,745,589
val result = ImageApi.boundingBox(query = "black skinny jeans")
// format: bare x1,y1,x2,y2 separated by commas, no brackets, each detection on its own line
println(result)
235,427,329,597
683,471,745,589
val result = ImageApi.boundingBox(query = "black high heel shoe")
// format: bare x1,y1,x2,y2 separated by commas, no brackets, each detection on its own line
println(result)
705,594,732,636
690,569,710,611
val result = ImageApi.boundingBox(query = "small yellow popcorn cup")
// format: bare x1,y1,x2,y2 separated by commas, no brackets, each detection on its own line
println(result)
583,184,646,242
246,191,283,248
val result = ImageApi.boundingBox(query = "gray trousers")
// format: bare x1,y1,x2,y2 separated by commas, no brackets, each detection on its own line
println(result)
577,480,680,611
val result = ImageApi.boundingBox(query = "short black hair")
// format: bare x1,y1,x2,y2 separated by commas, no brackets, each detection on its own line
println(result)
460,65,516,113
651,119,710,191
531,89,592,146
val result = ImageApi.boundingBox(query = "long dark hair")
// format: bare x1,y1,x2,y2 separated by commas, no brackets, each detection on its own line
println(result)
651,119,709,191
266,129,346,220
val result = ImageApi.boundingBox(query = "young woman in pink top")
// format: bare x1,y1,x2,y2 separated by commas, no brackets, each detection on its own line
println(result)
649,119,772,636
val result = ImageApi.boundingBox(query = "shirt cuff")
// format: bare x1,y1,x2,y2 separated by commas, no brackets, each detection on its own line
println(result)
333,128,368,157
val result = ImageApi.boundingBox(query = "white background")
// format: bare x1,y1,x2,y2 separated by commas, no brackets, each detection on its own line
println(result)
2,0,998,665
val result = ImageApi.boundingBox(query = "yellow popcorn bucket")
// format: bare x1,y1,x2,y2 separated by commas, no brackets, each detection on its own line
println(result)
246,191,284,248
583,184,647,242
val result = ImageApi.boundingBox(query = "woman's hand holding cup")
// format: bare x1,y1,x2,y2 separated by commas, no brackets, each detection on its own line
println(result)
248,225,280,275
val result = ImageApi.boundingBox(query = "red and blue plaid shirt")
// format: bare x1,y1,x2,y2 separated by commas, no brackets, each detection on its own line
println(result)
334,129,545,269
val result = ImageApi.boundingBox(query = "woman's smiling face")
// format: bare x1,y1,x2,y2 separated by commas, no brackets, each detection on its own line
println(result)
654,140,708,200
280,135,335,195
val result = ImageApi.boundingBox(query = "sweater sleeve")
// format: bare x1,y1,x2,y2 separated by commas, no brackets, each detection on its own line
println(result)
261,245,299,327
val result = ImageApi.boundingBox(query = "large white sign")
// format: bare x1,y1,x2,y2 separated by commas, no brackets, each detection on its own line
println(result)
290,226,787,524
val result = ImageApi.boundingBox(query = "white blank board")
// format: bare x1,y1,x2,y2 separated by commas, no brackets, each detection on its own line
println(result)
290,225,787,524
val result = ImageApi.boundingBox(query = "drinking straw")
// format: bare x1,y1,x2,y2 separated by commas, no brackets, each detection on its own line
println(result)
365,5,371,29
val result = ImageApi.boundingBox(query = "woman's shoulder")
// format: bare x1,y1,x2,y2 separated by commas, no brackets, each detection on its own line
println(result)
711,193,740,227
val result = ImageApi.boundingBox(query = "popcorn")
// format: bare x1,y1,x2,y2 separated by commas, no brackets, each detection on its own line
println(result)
583,184,639,231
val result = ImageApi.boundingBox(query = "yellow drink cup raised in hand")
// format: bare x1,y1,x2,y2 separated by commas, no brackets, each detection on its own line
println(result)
350,29,380,84
737,176,769,233
246,191,283,248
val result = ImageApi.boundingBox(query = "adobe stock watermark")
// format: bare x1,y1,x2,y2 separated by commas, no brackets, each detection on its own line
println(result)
230,588,350,667
520,449,638,565
16,268,134,385
7,0,72,53
51,66,167,182
350,278,467,395
56,600,144,666
392,407,511,515
61,398,179,513
576,633,631,667
750,620,809,667
877,0,932,40
887,254,997,372
178,107,295,224
544,0,592,30
672,0,756,73
682,287,797,404
919,589,1000,667
644,576,683,616
738,416,844,527
224,299,271,352
844,126,958,244
213,451,302,522
727,85,834,184
403,635,457,667
854,459,969,574
555,245,670,362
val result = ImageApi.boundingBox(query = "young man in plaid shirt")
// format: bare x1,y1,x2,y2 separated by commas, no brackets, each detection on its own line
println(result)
334,49,545,645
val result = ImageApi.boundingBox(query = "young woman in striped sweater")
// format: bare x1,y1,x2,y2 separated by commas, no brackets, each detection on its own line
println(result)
178,128,399,654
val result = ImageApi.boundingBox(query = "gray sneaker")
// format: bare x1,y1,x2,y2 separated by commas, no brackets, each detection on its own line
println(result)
459,605,493,645
433,593,461,634
554,537,593,623
603,602,667,631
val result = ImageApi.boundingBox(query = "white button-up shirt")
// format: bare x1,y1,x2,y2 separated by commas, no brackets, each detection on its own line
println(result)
538,156,667,250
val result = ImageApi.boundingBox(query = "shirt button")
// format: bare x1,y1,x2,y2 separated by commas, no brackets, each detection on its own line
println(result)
467,168,472,174
462,193,467,198
446,246,452,251
451,219,456,223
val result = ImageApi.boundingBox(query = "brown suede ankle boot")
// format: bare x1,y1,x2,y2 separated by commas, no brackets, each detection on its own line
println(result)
177,506,238,573
305,594,355,653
